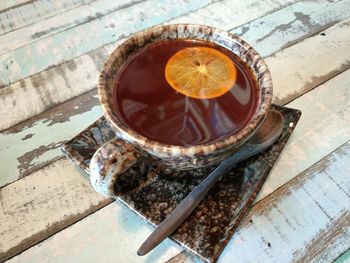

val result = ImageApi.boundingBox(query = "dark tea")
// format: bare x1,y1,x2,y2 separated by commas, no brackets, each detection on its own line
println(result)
113,39,258,146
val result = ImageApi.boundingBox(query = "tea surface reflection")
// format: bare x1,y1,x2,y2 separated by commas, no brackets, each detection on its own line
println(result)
114,40,258,146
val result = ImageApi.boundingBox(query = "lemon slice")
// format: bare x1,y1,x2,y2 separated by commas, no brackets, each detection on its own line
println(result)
165,47,237,99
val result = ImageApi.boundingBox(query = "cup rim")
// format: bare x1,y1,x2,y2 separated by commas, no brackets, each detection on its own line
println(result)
98,23,273,158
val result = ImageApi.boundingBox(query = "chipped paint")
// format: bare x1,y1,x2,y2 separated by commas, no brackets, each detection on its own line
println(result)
2,9,350,188
0,46,108,131
27,0,144,41
0,90,102,187
256,69,350,203
0,0,299,131
219,142,350,263
268,18,350,106
0,0,34,13
0,0,93,35
4,198,183,263
17,141,65,178
0,158,112,262
1,0,350,262
273,61,350,106
231,0,350,57
21,133,34,140
0,0,213,86
169,0,296,31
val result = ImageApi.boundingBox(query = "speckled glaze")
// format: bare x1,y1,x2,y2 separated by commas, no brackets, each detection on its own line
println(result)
62,105,301,262
89,138,158,197
97,24,273,170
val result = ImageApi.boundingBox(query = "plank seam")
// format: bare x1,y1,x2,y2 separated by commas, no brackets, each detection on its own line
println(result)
227,0,303,32
0,0,221,88
252,139,350,209
0,0,38,15
277,64,350,106
2,17,348,180
1,2,349,260
2,0,201,53
1,197,113,262
0,86,99,133
0,0,93,36
0,0,337,93
0,155,65,190
273,20,340,56
4,141,349,262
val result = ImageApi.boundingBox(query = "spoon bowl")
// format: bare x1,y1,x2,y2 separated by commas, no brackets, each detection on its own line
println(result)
249,109,284,146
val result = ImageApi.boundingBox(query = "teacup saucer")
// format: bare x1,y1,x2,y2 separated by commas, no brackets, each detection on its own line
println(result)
61,104,301,262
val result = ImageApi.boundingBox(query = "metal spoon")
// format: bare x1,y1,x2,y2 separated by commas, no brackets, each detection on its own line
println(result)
137,110,284,256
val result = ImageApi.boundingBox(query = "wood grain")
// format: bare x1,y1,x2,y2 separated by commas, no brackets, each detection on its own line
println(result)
0,0,309,186
0,0,92,35
268,18,350,105
0,0,296,131
2,1,350,262
0,0,33,12
218,141,350,263
0,0,214,87
231,0,350,57
0,89,101,187
168,0,296,30
0,0,144,56
2,15,350,187
256,68,350,203
0,158,112,262
5,198,184,263
2,66,349,262
0,45,110,131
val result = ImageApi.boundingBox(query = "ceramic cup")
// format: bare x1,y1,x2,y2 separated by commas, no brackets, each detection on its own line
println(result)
89,24,272,197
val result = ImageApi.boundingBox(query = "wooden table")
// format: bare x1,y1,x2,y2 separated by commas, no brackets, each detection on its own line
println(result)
1,0,350,262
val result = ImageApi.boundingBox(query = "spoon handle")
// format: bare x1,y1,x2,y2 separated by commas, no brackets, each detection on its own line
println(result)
137,110,284,256
137,145,255,256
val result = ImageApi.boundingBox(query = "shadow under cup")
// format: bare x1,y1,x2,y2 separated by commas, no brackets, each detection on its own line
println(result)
98,24,273,170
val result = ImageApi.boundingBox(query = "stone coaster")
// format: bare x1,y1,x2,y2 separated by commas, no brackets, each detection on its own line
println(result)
62,104,301,262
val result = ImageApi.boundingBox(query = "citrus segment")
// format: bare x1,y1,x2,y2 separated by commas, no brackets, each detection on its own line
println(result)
165,47,237,99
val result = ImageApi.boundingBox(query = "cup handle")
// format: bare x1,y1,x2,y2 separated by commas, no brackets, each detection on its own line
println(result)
89,137,157,197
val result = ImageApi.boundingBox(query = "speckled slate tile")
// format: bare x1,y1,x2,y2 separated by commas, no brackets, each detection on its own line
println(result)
62,104,301,262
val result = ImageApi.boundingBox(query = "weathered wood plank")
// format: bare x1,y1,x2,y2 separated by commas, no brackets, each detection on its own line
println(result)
0,158,112,262
219,141,350,262
268,19,350,105
0,0,92,35
2,66,349,262
231,0,350,57
1,171,183,262
4,1,349,262
256,67,350,203
0,44,110,131
0,0,335,130
168,0,296,30
1,0,347,132
0,0,297,131
0,0,214,87
0,0,33,12
0,89,102,187
2,15,350,187
0,0,145,56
